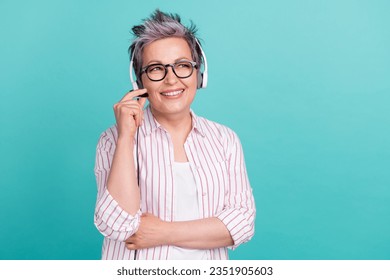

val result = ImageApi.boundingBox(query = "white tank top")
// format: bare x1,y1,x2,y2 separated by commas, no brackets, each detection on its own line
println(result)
169,162,207,259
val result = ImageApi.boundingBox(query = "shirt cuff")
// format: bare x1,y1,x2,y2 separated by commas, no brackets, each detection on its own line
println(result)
216,208,254,250
95,188,141,233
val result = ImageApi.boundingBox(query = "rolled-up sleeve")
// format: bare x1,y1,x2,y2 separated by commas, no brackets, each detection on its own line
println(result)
93,129,141,242
216,130,256,250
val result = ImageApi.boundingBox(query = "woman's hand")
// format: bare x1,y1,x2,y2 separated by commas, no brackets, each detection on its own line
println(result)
125,213,168,250
113,89,148,139
125,214,234,250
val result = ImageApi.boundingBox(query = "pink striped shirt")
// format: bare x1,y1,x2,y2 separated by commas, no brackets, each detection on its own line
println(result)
94,106,255,259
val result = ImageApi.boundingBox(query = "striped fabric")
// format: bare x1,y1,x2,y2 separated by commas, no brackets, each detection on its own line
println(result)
94,105,256,259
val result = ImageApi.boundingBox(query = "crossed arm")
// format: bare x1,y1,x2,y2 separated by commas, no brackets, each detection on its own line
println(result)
125,214,233,250
103,133,233,251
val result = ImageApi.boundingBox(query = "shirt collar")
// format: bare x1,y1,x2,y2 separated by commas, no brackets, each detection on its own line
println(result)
189,109,206,137
142,105,206,137
142,105,160,135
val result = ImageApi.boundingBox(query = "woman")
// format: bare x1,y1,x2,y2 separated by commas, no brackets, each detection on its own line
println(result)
94,10,255,260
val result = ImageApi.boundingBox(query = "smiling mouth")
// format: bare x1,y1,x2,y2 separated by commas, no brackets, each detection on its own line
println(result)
160,89,184,97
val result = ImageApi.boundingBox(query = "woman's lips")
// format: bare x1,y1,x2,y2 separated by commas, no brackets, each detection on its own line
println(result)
160,89,184,97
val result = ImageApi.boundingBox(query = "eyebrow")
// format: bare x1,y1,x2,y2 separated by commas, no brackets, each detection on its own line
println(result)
144,57,192,66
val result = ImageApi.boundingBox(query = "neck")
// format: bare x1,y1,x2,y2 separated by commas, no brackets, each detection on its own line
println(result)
151,108,192,136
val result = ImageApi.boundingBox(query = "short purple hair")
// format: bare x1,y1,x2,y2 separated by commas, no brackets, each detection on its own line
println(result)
129,9,203,88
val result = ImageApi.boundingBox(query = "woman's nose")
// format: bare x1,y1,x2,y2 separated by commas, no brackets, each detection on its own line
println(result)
164,66,178,85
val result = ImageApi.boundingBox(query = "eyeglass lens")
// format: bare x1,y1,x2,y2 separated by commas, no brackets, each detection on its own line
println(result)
145,61,194,81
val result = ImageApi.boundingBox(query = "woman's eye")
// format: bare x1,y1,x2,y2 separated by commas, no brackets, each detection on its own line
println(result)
176,62,191,68
148,65,164,72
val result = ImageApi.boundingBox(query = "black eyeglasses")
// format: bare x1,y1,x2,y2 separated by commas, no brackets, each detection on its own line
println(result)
141,60,197,82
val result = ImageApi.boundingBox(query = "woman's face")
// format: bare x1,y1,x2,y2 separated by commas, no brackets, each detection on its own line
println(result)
141,37,198,118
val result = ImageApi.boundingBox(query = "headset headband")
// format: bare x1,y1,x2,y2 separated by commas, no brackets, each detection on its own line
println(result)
129,52,139,90
195,38,208,89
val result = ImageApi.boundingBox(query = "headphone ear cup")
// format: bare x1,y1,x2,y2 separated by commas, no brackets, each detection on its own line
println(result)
197,72,204,89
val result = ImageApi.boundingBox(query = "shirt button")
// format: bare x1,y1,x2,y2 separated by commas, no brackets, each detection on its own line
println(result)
202,192,207,196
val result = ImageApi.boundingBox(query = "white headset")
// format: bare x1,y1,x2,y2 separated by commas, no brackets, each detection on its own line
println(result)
129,38,208,90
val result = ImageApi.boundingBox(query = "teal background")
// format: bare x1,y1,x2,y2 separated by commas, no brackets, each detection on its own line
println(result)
1,0,389,260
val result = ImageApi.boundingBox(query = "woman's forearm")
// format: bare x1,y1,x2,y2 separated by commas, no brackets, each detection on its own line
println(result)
165,217,234,249
106,137,140,216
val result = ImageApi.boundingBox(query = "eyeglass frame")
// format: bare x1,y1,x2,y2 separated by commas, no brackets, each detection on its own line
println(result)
140,60,198,82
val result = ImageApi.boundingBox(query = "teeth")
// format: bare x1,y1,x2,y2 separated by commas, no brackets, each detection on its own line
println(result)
161,90,184,96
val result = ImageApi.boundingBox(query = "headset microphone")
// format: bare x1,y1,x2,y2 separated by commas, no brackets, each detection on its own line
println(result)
138,93,149,98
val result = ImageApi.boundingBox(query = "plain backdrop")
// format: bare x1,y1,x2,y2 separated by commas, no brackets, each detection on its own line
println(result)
0,0,389,259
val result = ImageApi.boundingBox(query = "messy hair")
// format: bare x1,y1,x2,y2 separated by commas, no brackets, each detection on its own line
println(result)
129,9,203,87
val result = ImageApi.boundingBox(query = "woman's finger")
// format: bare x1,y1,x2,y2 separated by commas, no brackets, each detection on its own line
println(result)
120,104,143,127
119,88,148,102
116,104,139,118
126,243,137,250
138,96,148,108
